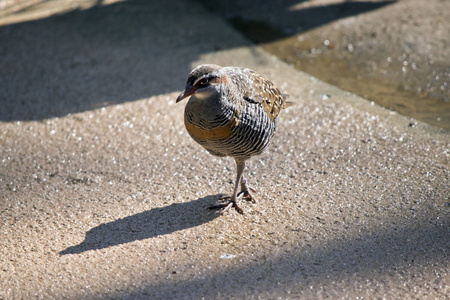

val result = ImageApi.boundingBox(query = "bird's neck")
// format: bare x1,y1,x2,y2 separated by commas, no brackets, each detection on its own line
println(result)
185,95,235,128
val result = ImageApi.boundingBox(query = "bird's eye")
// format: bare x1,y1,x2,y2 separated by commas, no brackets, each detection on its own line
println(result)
197,78,209,87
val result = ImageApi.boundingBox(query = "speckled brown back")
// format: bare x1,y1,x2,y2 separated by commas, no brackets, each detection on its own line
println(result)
225,67,287,122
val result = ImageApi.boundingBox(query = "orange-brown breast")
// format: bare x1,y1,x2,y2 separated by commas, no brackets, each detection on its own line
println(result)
184,117,239,141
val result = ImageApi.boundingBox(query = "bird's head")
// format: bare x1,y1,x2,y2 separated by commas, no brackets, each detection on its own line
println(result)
176,64,228,103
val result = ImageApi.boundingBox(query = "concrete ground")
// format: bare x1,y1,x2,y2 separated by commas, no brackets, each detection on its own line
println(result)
0,0,449,299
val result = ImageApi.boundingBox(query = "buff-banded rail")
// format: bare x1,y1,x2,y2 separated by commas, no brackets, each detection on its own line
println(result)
176,64,289,214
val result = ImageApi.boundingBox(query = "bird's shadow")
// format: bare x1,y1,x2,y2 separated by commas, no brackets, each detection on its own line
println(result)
59,195,222,255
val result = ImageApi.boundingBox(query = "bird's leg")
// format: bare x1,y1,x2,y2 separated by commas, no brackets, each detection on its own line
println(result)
210,160,245,214
238,177,257,203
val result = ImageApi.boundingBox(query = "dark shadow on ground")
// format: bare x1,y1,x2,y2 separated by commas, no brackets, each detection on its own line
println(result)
59,194,222,255
0,0,244,121
125,216,449,298
201,0,396,43
0,0,395,121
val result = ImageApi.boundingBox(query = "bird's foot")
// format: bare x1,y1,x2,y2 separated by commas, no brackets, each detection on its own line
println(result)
239,178,258,203
209,196,244,214
238,186,257,203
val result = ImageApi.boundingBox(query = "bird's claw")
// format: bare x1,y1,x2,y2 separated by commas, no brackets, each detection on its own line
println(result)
238,187,257,203
209,199,244,214
239,178,257,203
208,189,256,214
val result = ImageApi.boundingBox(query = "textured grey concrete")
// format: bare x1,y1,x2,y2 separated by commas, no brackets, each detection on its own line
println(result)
0,0,449,299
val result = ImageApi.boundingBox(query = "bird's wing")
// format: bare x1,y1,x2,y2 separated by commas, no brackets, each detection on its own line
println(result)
226,67,287,122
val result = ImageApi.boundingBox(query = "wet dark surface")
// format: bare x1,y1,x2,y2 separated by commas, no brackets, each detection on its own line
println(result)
202,0,450,129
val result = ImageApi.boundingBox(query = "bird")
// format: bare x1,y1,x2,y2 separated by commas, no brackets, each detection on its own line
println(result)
176,64,288,214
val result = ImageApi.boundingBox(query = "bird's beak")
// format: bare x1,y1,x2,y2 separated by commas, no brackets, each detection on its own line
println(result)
176,86,197,103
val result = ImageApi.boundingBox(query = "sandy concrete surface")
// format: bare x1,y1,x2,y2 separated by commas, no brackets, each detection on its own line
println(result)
0,0,449,299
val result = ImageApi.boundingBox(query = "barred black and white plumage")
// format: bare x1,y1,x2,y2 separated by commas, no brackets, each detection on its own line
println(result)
176,64,288,214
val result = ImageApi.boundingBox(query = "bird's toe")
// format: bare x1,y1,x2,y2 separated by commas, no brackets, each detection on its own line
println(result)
209,197,244,214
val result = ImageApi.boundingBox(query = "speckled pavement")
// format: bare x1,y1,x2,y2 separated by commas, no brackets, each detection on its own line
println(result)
0,1,449,299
